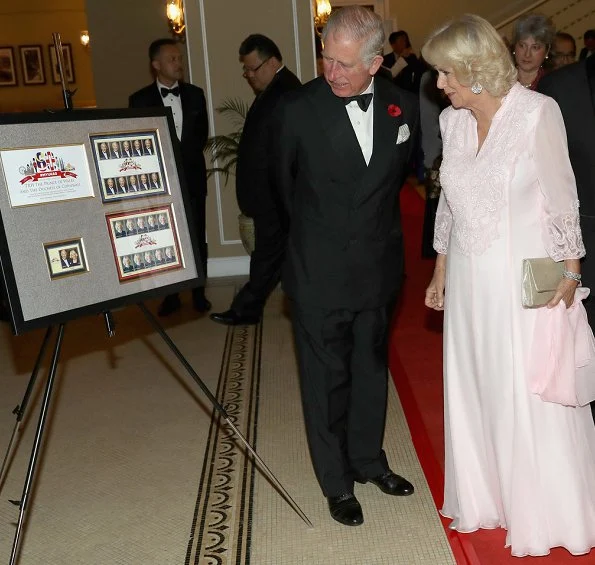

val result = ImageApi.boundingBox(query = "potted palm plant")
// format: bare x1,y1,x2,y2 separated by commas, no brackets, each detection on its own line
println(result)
205,98,255,254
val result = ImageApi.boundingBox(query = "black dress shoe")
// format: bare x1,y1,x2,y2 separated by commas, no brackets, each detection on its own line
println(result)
193,297,212,313
209,309,259,326
157,295,181,317
355,470,414,496
327,493,363,526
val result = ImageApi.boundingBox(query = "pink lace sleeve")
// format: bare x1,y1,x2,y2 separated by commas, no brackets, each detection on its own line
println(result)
433,191,452,254
534,98,586,261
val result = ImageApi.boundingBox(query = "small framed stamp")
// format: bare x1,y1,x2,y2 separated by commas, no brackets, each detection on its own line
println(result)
90,131,168,203
44,238,88,280
106,203,182,281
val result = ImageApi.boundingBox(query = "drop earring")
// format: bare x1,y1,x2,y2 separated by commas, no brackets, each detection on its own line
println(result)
471,82,483,95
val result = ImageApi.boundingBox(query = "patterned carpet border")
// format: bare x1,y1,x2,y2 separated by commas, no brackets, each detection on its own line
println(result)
185,318,262,565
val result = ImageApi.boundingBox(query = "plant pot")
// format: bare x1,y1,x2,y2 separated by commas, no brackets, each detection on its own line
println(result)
238,213,255,255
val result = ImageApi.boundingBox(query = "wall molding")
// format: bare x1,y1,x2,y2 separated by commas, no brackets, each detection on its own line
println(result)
208,255,250,278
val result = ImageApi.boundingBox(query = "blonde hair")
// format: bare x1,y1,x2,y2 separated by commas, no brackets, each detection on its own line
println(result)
422,14,517,97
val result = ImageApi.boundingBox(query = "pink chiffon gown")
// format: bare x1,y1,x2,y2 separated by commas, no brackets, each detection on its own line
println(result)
434,83,595,557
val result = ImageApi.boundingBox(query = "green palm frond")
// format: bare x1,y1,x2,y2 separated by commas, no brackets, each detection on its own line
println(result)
205,98,248,185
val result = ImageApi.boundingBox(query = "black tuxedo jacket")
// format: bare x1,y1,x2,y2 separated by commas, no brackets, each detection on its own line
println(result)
539,58,595,287
236,66,301,217
273,76,419,310
128,81,208,196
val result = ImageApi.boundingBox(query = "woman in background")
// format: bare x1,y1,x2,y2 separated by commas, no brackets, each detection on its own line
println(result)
423,13,595,557
511,13,555,89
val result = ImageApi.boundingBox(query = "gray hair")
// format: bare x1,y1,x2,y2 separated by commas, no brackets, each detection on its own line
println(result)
321,6,384,67
512,13,555,47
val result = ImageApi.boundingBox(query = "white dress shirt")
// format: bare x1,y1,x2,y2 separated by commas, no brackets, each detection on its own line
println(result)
157,79,183,141
344,81,374,165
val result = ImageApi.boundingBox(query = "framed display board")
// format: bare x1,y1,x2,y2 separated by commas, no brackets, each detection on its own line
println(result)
0,108,203,335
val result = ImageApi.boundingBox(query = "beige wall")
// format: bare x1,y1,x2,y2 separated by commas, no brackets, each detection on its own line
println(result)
86,0,316,277
0,0,95,112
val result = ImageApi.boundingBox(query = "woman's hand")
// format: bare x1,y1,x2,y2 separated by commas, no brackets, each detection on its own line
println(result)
547,259,581,309
425,254,446,311
547,277,579,309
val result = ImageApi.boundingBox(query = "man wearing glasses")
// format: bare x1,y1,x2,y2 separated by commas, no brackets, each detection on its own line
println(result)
210,34,301,326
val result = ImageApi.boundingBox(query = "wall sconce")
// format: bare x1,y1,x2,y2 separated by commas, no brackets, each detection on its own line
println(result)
80,30,90,47
166,0,186,40
314,0,332,36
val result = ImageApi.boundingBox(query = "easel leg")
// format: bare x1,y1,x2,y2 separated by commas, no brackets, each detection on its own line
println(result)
9,323,66,565
0,326,53,491
137,302,313,528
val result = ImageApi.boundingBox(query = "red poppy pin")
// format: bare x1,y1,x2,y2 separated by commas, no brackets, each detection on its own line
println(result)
388,104,402,117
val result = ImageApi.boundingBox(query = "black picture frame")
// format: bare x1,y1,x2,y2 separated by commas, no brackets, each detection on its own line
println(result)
0,46,17,87
90,130,169,203
48,43,75,84
0,108,203,335
19,45,45,85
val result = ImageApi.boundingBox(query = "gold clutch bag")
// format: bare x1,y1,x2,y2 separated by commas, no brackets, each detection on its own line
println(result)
521,257,564,308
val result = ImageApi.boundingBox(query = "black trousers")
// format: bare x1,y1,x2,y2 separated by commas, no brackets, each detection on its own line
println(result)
231,209,286,317
290,301,391,497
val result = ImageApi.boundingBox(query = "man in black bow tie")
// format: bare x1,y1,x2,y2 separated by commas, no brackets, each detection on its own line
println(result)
271,6,419,527
129,38,210,316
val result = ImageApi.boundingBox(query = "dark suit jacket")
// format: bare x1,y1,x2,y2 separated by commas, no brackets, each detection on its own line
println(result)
128,81,208,197
539,57,595,288
272,76,419,310
236,66,301,217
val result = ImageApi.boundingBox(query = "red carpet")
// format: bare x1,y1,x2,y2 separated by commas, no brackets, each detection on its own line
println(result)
389,184,594,565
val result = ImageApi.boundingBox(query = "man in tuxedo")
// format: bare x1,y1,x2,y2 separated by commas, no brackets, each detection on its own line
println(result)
129,38,210,315
105,177,117,196
128,175,139,192
133,139,144,157
59,249,71,268
110,141,122,159
579,29,595,60
539,58,595,421
122,256,134,273
150,172,161,189
122,140,133,158
210,34,301,327
117,176,128,193
144,138,155,155
99,142,110,160
271,6,418,526
140,173,150,191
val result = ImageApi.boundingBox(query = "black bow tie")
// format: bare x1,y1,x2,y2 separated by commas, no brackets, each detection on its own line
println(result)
344,93,373,111
160,86,180,97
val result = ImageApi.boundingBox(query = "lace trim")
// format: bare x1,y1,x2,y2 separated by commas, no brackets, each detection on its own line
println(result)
439,85,541,256
544,201,586,261
433,211,452,254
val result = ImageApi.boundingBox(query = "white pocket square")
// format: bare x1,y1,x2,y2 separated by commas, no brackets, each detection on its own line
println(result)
396,124,410,144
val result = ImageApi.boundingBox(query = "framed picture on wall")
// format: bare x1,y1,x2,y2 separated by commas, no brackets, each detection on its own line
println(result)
0,47,17,87
19,45,45,85
49,44,75,84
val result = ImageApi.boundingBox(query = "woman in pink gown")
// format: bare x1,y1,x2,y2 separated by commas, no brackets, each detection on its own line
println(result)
423,14,595,557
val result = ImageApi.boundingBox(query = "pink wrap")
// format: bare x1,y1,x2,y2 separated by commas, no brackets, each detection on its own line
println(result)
530,287,595,406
